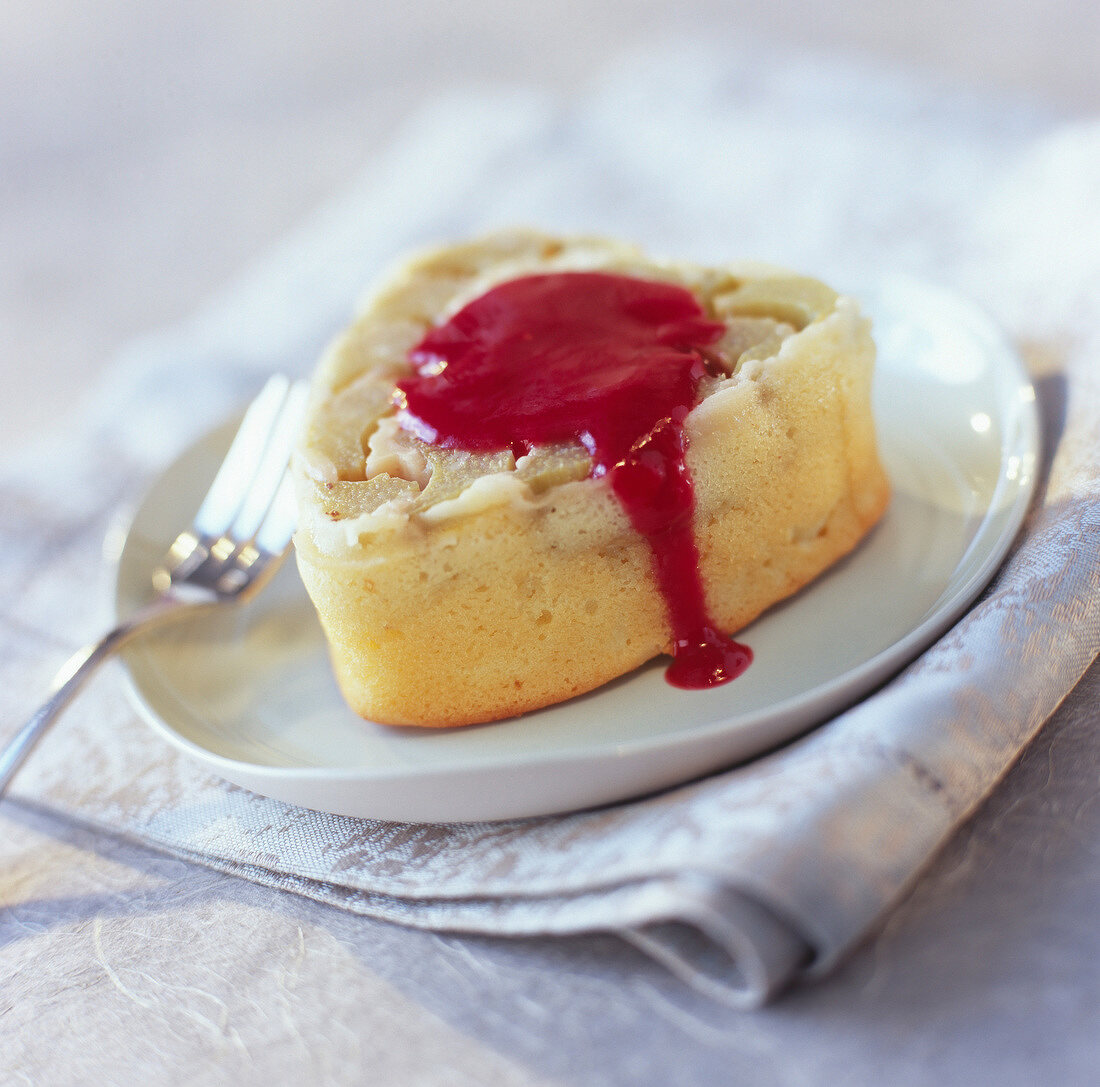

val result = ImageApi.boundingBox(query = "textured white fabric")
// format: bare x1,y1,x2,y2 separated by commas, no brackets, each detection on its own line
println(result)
4,41,1098,1007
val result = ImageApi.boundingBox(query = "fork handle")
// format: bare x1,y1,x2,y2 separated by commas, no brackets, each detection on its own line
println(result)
0,595,196,796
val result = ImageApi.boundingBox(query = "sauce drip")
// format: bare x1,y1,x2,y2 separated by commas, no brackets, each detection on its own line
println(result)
397,272,753,688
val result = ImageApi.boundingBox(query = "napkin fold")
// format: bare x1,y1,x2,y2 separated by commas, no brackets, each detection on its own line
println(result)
4,40,1098,1006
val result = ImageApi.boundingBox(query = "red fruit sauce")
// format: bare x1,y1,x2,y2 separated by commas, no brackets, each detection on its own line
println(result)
396,272,752,689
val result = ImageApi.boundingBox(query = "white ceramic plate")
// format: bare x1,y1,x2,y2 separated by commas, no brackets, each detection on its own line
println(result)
117,278,1039,823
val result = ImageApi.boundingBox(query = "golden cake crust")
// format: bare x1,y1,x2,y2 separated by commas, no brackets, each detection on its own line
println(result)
292,230,890,726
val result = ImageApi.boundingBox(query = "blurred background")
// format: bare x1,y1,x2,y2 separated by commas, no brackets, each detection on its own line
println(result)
3,0,1096,450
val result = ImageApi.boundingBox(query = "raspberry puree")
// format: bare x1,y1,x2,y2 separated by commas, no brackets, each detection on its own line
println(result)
396,272,753,689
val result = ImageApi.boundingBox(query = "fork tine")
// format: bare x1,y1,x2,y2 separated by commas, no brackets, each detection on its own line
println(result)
193,374,291,538
206,385,305,595
254,466,300,557
160,377,306,593
228,379,308,542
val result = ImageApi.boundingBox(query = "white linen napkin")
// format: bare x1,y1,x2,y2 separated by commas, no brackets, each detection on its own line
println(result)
4,40,1098,1006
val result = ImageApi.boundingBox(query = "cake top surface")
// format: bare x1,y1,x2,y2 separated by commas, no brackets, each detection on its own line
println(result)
294,230,841,543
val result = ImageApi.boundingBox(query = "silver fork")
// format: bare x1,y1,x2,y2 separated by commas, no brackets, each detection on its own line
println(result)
0,374,307,796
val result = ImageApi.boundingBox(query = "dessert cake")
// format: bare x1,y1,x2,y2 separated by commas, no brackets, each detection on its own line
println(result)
292,230,890,726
